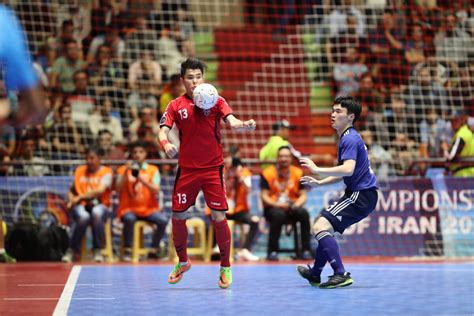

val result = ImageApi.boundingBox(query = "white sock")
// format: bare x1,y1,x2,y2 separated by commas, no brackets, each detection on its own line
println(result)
180,260,188,266
0,248,5,254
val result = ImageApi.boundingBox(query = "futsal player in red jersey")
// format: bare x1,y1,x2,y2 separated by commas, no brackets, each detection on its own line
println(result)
158,58,256,289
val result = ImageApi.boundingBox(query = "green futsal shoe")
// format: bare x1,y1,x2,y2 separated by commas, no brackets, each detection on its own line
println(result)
319,272,353,289
168,260,192,284
0,252,16,263
218,267,232,289
296,265,320,286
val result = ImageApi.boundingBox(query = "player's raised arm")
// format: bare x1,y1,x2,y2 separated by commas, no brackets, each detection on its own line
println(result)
299,157,355,177
225,114,256,131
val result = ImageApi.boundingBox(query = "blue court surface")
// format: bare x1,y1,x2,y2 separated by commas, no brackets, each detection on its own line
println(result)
62,263,474,315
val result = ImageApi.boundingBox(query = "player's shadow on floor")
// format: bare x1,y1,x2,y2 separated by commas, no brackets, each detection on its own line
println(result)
155,287,229,292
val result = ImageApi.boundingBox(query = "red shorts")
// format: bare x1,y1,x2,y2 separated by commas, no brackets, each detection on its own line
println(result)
172,166,228,212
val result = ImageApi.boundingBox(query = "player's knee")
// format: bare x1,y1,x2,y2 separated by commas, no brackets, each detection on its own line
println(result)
172,211,189,220
210,210,226,221
311,217,333,236
250,215,260,223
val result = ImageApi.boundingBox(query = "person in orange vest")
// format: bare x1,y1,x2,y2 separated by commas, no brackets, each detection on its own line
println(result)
260,146,312,261
225,149,260,261
62,147,113,263
116,142,168,261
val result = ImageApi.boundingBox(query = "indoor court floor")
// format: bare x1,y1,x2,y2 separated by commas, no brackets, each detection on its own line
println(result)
1,261,473,315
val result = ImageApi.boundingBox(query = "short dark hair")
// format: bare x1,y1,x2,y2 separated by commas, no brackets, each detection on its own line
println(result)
85,146,101,157
129,141,147,152
277,145,292,155
180,58,206,77
98,129,113,137
334,96,361,123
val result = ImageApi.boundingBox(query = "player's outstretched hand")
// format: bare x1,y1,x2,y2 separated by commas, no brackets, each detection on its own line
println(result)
164,143,178,158
243,119,256,130
299,157,318,174
300,176,321,187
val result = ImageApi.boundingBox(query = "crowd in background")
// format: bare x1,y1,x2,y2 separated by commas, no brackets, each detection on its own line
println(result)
313,1,474,176
0,0,473,178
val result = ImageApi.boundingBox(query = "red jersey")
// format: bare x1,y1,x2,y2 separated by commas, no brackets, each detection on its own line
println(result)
160,94,233,169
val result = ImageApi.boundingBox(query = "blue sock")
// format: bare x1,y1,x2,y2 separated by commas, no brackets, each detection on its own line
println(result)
316,231,345,275
310,242,327,277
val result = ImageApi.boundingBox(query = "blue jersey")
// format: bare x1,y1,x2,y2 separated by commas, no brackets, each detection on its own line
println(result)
0,4,37,91
338,127,377,191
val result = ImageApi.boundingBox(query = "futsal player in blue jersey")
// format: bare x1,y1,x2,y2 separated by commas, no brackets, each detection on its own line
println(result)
296,96,378,288
0,4,46,127
0,4,46,263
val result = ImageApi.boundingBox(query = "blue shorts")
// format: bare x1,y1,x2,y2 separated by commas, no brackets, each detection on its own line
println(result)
321,188,378,234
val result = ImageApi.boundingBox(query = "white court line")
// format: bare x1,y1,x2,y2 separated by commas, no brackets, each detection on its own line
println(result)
52,265,81,316
18,284,112,287
349,266,474,272
5,298,115,301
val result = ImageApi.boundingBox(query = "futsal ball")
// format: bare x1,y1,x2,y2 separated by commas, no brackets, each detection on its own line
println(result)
193,83,219,110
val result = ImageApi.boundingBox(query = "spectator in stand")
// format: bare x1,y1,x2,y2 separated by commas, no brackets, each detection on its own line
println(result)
48,102,93,162
128,106,161,159
333,47,368,97
419,108,451,159
389,132,419,176
0,123,16,157
97,129,126,161
447,60,474,112
326,13,369,66
56,3,91,52
259,119,301,170
90,0,129,38
87,26,125,65
360,129,394,178
124,16,160,64
159,74,184,115
128,48,162,92
404,24,428,75
157,28,185,79
127,48,162,120
56,19,83,58
404,65,448,119
0,146,11,176
261,146,312,261
35,36,58,79
386,94,416,143
88,44,124,93
368,9,405,90
14,134,50,176
170,5,196,57
89,98,123,144
224,146,260,261
66,70,96,124
116,142,168,261
445,110,474,177
354,74,384,134
327,0,366,38
49,39,86,93
434,12,474,64
62,147,113,263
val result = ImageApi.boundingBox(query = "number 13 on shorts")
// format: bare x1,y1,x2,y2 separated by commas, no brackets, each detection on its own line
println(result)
177,193,187,204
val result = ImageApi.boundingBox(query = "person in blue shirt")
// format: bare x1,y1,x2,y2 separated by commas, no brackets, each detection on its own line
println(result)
0,4,46,263
0,4,46,127
296,96,378,288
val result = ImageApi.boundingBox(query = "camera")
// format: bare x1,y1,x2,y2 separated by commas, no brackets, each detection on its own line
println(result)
131,161,140,177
